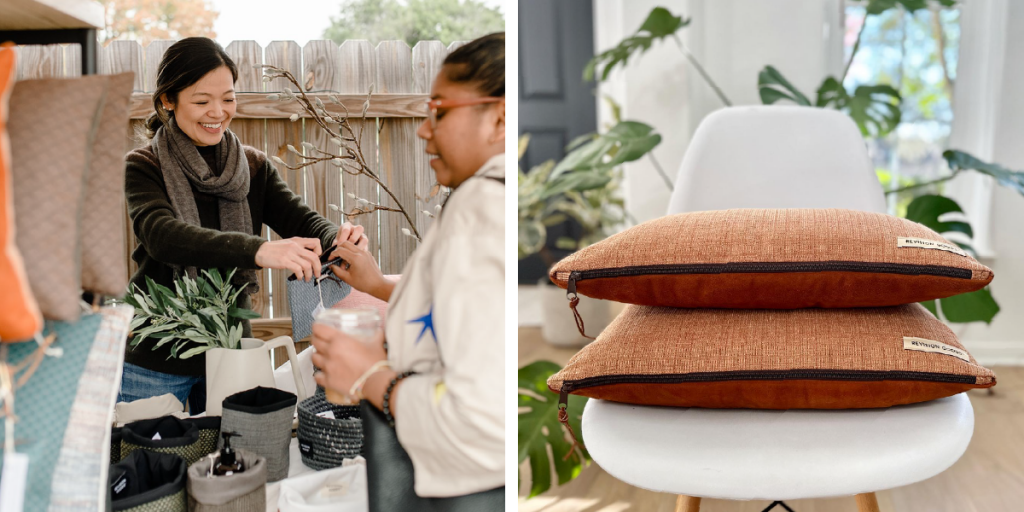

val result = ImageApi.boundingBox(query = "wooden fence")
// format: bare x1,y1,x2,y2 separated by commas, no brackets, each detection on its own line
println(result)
13,39,457,322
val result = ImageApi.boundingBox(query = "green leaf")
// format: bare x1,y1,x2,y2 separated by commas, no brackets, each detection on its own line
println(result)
938,288,1000,324
518,361,590,498
555,237,579,251
541,172,612,201
814,78,901,137
758,65,811,106
584,7,690,81
178,345,213,360
518,221,547,260
943,149,1024,197
551,121,660,180
904,194,974,239
866,0,930,15
518,134,530,161
919,300,938,317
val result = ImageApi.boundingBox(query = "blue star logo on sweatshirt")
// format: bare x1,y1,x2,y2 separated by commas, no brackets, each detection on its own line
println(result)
408,305,437,344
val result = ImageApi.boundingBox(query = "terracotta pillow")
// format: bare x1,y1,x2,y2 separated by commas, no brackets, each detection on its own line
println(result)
9,74,108,321
0,42,42,342
549,209,994,309
548,303,995,410
80,72,134,297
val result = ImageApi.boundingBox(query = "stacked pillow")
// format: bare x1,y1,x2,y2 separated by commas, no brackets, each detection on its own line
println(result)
547,208,996,411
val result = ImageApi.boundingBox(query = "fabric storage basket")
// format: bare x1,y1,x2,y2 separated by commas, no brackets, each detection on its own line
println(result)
187,448,267,512
185,416,222,459
108,450,188,512
277,457,368,512
111,426,123,465
120,415,206,466
296,394,363,470
220,386,296,482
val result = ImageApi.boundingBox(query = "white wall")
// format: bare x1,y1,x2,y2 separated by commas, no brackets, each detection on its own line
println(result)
593,0,1024,359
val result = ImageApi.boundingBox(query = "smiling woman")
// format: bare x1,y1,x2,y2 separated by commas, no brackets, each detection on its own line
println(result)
119,37,369,414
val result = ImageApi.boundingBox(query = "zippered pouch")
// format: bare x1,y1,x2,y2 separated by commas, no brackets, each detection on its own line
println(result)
548,303,995,412
549,209,993,310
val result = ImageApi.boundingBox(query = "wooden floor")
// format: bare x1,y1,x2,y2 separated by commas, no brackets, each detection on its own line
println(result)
518,326,1024,512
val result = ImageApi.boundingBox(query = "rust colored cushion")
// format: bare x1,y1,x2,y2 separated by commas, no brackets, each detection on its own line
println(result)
80,72,134,296
0,42,43,342
548,303,995,410
549,209,993,309
9,74,108,321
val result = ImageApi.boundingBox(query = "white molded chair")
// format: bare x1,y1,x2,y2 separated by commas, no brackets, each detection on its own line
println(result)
582,106,975,512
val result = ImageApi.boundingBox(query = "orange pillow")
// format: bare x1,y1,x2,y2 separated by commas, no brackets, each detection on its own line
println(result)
547,303,995,410
0,42,42,342
550,209,994,309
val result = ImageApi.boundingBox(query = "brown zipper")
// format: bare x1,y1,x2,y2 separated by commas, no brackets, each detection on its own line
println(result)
563,261,972,338
556,368,979,450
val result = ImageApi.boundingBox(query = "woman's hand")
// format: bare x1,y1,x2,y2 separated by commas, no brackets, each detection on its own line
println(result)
254,237,322,282
311,324,390,403
333,222,370,251
328,240,394,302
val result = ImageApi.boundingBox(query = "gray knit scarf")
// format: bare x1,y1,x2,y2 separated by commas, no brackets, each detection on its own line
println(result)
151,117,258,294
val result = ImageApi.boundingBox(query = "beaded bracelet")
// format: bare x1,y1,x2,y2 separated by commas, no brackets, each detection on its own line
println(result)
382,371,417,428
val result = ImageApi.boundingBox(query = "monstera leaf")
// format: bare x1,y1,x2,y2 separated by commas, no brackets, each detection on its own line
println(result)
944,149,1024,197
903,194,999,323
584,7,691,81
519,361,590,497
865,0,955,15
758,69,901,137
551,121,661,180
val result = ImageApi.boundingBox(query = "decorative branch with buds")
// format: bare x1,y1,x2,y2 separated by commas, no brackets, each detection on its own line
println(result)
258,65,422,242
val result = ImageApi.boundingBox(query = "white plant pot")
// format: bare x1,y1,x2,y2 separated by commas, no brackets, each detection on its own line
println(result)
540,282,612,347
205,336,308,416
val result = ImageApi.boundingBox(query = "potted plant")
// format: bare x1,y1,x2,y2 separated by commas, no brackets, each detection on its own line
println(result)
124,268,308,415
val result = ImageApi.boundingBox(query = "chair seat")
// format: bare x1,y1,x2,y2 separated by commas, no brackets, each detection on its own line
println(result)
581,393,974,501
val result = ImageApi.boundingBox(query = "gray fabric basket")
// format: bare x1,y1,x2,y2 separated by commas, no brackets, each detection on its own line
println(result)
287,273,351,341
296,394,363,471
187,449,267,512
220,386,296,482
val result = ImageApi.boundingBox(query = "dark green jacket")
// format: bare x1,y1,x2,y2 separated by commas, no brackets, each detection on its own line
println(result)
124,144,337,376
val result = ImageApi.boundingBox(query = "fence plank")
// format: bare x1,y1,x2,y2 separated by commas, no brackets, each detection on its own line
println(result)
301,40,342,220
14,44,64,79
376,41,418,274
411,40,450,239
225,40,270,318
99,40,145,91
336,40,380,263
126,92,427,119
265,40,304,318
65,43,82,77
143,40,175,92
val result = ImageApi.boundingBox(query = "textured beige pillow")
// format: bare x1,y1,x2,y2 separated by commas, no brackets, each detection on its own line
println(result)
550,209,993,309
9,75,108,321
80,72,134,297
548,303,995,410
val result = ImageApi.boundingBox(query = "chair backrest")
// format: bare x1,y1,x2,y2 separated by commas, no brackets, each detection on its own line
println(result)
667,106,887,215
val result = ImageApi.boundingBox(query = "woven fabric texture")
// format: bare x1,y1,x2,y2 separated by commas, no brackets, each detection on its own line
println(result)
0,42,42,341
49,305,132,510
549,303,995,409
187,449,267,511
9,74,108,321
80,72,133,296
550,209,994,308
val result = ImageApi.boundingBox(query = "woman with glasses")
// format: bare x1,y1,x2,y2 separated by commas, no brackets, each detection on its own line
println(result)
310,32,505,508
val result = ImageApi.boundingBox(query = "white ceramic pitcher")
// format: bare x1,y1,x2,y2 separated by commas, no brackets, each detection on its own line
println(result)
205,336,308,416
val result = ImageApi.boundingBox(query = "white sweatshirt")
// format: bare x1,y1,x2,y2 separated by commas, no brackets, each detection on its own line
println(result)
386,153,505,497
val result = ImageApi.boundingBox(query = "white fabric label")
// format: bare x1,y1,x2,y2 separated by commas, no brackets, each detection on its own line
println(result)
152,432,162,440
903,337,971,362
897,237,968,257
0,453,29,512
316,410,336,419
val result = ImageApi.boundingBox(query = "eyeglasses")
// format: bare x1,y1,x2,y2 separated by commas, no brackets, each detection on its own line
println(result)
424,97,502,129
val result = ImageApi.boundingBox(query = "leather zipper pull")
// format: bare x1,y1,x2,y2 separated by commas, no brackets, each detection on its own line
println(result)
566,272,595,340
557,385,584,460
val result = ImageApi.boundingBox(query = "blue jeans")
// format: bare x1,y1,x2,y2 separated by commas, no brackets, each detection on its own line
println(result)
118,362,207,415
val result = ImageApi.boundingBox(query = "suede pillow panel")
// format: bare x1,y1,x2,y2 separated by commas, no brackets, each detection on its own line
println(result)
10,74,109,321
0,42,43,341
548,303,995,410
549,209,994,309
81,72,134,296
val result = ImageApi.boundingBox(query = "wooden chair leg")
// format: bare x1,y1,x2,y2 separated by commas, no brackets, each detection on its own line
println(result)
675,495,701,512
855,492,880,512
